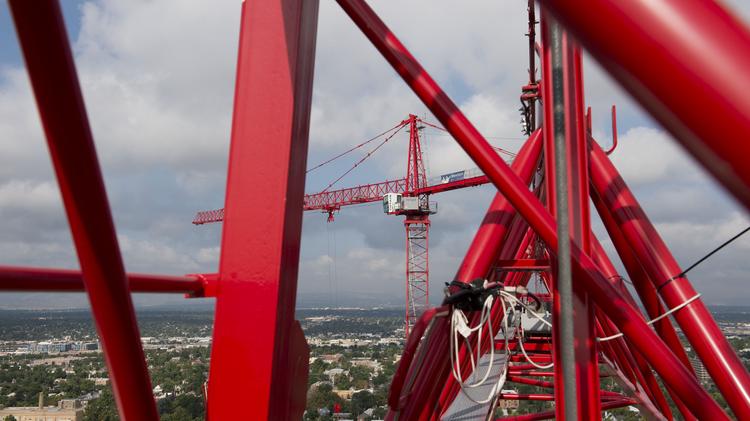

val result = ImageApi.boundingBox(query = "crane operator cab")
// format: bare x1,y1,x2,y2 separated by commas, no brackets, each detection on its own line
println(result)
383,193,404,214
383,193,436,215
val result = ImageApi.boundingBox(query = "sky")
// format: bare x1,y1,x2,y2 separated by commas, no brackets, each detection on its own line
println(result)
0,0,749,309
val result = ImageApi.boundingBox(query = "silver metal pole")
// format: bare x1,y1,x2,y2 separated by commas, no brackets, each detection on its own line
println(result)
550,19,578,421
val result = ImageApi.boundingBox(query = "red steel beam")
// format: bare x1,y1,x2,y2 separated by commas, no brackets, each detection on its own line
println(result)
194,172,493,225
304,178,406,210
335,1,727,418
388,306,447,410
499,393,555,401
495,398,637,421
0,266,205,294
9,2,158,420
496,341,552,353
540,0,750,210
438,196,541,416
592,220,696,421
454,130,542,283
589,140,750,419
591,199,695,371
499,392,627,401
510,354,553,363
206,1,318,419
495,259,550,271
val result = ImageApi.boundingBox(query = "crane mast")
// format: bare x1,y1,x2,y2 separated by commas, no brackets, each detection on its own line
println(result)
403,114,431,336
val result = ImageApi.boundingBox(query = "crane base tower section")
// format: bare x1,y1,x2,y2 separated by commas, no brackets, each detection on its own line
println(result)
405,215,430,338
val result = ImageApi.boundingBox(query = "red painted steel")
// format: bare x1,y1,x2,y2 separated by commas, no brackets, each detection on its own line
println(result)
194,173,491,224
589,240,681,419
305,179,405,211
9,2,158,419
335,1,728,418
495,399,637,421
435,139,543,418
605,105,617,155
406,115,428,194
404,215,430,337
540,20,599,418
454,130,543,283
541,0,750,210
496,341,553,353
589,140,750,419
499,393,555,401
206,1,318,419
592,210,697,421
388,306,447,409
495,259,550,271
0,266,205,294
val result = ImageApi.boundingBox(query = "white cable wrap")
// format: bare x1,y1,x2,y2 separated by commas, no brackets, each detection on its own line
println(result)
449,285,554,404
597,293,702,342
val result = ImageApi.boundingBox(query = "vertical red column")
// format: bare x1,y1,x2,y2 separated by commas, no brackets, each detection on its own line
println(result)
207,0,319,419
541,17,600,420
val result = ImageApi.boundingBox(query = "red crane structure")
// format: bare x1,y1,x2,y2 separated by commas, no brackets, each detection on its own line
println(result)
193,113,509,336
4,0,750,420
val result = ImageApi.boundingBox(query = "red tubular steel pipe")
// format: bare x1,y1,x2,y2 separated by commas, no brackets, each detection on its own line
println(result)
510,355,553,364
541,0,750,210
438,214,533,415
596,313,674,420
389,317,450,420
589,140,750,418
592,215,698,421
431,134,542,418
499,392,626,402
591,197,695,371
507,375,554,389
455,129,542,282
499,393,554,401
388,306,445,409
504,375,633,395
335,1,727,418
495,398,637,421
8,2,158,420
508,371,556,377
0,266,205,294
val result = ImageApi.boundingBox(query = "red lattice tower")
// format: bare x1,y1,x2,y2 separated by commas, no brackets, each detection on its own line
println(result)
5,1,750,420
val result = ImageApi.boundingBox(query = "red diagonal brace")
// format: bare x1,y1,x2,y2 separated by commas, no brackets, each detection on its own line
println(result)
9,2,157,419
589,139,750,419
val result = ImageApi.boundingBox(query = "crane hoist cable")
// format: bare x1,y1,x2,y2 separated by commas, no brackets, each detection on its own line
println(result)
417,118,518,158
320,123,409,193
306,120,408,174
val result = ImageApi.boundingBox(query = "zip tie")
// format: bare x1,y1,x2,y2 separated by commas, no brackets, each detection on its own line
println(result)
597,293,701,342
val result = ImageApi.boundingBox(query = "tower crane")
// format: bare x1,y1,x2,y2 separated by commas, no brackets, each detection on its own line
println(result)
192,114,514,336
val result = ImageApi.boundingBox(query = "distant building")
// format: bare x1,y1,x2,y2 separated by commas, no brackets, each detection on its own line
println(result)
334,389,356,400
690,357,711,385
324,368,347,383
0,393,84,421
82,342,99,351
351,358,381,372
